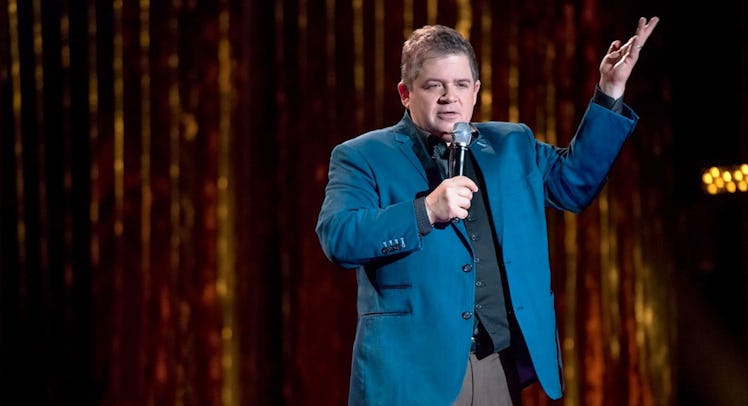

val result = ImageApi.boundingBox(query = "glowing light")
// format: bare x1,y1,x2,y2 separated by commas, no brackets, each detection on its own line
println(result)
702,164,748,194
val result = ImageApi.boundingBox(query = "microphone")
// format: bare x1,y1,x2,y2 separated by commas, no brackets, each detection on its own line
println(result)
448,122,473,177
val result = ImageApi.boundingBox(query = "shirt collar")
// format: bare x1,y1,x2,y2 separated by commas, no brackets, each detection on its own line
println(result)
400,110,479,156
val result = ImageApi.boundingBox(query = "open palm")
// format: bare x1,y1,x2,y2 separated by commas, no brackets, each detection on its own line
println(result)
599,16,660,99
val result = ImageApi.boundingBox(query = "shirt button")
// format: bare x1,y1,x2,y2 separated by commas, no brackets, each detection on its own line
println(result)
470,234,478,241
461,311,473,320
462,264,473,273
475,281,484,287
475,304,483,310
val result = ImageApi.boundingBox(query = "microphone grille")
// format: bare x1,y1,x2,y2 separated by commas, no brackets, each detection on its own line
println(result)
452,122,473,146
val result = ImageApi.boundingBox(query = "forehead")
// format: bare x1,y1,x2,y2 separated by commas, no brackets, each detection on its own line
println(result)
416,53,474,81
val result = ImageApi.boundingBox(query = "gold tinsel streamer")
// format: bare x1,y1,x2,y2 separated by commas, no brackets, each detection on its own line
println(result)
326,0,336,123
87,0,100,269
112,0,125,395
507,14,519,123
403,0,413,40
139,0,153,400
61,1,74,293
479,0,492,121
32,0,49,272
374,0,384,125
167,1,184,402
563,210,579,406
427,0,437,25
217,2,239,404
8,0,26,273
353,0,364,129
455,0,472,40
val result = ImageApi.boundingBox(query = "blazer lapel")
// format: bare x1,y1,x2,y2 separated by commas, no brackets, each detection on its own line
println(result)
392,113,477,251
392,121,443,192
468,135,504,244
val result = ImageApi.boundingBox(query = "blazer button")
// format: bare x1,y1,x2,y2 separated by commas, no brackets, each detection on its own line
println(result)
462,264,473,273
461,311,472,320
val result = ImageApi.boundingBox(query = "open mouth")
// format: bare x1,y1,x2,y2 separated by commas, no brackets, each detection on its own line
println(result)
437,111,460,119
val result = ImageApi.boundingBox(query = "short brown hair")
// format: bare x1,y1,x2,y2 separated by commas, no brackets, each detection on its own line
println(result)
400,25,479,87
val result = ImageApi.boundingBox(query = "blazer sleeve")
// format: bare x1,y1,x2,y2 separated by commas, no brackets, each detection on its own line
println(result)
535,102,638,212
315,140,424,269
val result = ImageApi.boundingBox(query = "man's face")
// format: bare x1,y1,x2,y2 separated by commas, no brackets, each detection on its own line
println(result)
398,53,480,141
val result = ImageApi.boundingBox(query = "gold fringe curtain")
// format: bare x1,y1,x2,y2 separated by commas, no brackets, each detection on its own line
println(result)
0,1,682,405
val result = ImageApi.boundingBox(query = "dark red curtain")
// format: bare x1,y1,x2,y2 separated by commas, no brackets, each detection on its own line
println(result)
1,1,746,405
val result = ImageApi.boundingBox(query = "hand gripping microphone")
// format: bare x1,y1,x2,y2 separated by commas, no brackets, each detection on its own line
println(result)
448,122,473,178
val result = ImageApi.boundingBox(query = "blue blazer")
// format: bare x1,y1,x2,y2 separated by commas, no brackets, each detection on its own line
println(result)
316,102,638,405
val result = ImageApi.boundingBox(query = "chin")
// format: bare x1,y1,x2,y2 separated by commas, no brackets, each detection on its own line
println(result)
439,124,457,134
439,117,463,127
436,132,453,141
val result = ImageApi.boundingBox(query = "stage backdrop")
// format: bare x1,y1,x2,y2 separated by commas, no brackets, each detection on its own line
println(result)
5,0,723,405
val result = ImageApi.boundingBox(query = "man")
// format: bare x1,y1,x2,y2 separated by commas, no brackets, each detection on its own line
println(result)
316,17,659,405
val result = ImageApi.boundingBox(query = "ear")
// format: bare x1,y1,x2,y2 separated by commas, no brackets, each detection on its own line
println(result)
472,80,481,107
397,82,410,108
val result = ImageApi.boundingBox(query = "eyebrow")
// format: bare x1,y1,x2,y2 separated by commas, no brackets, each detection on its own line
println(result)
422,78,473,84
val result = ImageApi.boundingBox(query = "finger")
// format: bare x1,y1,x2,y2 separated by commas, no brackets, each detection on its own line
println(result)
637,16,646,33
461,196,472,210
642,16,660,35
624,35,641,56
454,208,469,220
621,35,636,50
602,40,624,63
453,176,479,192
606,40,621,55
636,16,660,47
456,187,475,200
447,198,470,219
608,36,634,61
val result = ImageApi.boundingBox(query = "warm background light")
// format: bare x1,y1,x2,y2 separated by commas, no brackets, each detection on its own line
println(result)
1,2,746,406
702,164,748,194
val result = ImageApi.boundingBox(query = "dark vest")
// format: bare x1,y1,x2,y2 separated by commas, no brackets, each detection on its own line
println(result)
429,139,511,357
462,152,511,355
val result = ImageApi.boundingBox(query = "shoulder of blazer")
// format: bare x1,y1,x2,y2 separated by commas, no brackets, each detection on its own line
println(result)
339,119,415,150
473,121,535,149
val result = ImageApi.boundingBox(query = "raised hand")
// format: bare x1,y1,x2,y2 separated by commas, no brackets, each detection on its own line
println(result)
598,16,660,99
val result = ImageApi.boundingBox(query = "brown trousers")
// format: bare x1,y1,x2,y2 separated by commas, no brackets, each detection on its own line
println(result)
453,352,522,406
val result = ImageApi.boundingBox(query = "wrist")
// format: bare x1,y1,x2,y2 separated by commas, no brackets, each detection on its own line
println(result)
598,80,624,100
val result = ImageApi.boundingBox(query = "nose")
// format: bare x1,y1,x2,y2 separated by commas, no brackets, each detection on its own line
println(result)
440,85,457,103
